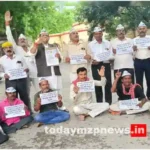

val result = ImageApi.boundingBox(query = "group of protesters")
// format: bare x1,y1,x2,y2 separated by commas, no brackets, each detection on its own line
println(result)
0,10,150,144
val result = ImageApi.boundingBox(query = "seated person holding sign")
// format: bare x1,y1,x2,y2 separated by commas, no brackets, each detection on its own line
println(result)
34,79,70,126
110,71,150,115
0,87,33,134
70,66,109,121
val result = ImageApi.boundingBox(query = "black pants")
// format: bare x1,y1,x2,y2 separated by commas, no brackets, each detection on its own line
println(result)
114,68,135,85
91,62,112,104
134,58,150,98
5,78,31,111
1,116,33,134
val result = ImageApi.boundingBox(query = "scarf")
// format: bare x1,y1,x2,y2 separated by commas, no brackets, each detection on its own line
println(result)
122,83,141,99
72,77,89,86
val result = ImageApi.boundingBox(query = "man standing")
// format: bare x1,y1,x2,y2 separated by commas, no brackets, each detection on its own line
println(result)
30,29,62,90
0,42,31,110
5,11,38,91
64,28,92,82
133,22,150,100
88,27,112,104
111,24,134,84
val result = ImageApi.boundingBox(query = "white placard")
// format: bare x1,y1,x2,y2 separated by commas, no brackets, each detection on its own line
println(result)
8,68,27,80
40,91,59,105
119,98,140,110
45,49,59,66
4,104,25,118
77,81,95,93
94,51,111,62
135,37,150,48
70,54,87,65
116,42,133,55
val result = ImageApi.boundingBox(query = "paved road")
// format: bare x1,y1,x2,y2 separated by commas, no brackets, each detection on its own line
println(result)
0,63,150,149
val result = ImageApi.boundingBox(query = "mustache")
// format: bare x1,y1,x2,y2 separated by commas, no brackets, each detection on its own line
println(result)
7,50,12,53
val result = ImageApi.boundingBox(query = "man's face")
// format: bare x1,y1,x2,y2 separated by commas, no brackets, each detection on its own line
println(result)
40,80,50,92
40,33,50,44
6,92,16,101
94,32,103,41
122,75,132,87
137,26,147,37
116,29,125,39
77,71,87,81
3,46,13,57
70,32,79,42
18,38,28,47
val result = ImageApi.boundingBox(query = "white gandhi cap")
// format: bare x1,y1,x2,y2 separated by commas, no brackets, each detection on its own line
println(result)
116,24,124,30
18,33,26,39
122,71,131,77
93,27,103,32
6,87,16,93
138,21,146,27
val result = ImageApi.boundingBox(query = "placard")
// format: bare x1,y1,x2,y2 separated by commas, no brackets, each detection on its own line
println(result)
119,98,140,110
116,42,133,55
135,37,150,48
77,81,95,93
70,54,87,65
8,68,27,80
94,51,110,62
45,49,59,66
40,91,59,105
4,104,25,118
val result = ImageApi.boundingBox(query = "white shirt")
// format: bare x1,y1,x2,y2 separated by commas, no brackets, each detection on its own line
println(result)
6,26,37,78
0,54,28,78
133,35,150,59
111,38,134,70
88,39,113,63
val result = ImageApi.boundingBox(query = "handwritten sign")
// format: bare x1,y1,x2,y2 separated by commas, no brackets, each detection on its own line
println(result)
94,51,110,62
119,98,140,110
4,104,25,118
135,37,150,48
45,49,59,66
77,81,95,93
116,42,133,55
40,91,59,105
70,54,87,65
8,68,27,80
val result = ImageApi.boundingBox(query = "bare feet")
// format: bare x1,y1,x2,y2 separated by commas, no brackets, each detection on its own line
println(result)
78,115,86,121
37,122,43,127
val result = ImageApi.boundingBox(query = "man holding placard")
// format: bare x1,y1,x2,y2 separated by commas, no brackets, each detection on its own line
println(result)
88,27,112,104
0,87,33,134
111,24,134,84
0,42,31,110
34,79,70,126
30,29,62,90
70,66,109,121
133,21,150,100
64,28,92,82
110,70,150,115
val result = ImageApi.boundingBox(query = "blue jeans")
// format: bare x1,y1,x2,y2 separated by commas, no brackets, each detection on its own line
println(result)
34,110,70,124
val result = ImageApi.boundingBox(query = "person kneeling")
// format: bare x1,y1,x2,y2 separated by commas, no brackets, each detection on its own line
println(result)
0,87,33,134
110,71,150,115
70,67,109,121
34,79,70,126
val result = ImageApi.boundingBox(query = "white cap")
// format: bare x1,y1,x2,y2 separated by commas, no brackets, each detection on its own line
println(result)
18,34,26,39
93,27,102,32
138,21,146,27
122,71,131,77
116,24,124,30
39,77,48,83
6,87,16,93
69,28,78,33
40,28,48,34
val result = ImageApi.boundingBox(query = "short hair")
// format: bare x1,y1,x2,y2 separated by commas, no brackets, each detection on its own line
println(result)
77,67,87,74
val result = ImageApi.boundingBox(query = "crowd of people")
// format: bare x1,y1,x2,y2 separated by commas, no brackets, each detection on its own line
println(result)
0,10,150,143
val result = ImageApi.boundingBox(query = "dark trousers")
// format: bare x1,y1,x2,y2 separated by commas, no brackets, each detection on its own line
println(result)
134,58,150,98
114,68,135,85
5,78,31,111
91,62,112,104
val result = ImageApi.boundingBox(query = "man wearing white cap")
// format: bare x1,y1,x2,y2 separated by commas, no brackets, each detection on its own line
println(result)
110,70,150,115
88,26,112,104
133,21,150,100
30,29,62,91
111,24,134,84
0,87,33,134
64,28,92,82
4,11,39,92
